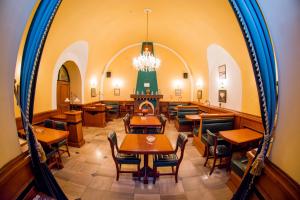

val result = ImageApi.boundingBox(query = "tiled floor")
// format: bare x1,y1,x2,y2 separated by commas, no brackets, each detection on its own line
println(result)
53,118,232,200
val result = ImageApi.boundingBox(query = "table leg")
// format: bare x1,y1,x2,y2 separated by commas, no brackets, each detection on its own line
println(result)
143,154,149,184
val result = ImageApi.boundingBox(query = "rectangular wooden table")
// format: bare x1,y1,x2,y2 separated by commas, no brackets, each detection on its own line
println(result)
18,126,69,146
119,134,174,184
219,128,263,145
130,115,162,133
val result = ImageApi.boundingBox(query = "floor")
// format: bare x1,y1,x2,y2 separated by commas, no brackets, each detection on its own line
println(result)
53,118,232,200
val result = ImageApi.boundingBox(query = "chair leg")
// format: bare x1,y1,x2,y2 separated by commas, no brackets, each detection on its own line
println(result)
204,146,209,167
65,143,70,157
153,166,157,184
209,156,217,175
175,166,179,183
137,164,141,181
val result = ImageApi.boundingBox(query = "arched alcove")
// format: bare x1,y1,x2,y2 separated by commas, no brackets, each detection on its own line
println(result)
101,43,195,101
51,41,88,109
101,44,193,101
207,44,242,111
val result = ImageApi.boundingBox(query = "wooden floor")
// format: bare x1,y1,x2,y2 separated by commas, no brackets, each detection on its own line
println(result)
53,118,232,200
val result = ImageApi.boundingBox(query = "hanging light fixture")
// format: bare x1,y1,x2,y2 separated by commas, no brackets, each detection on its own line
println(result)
133,8,160,72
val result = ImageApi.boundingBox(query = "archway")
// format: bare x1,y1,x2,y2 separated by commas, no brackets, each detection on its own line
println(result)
51,41,88,109
56,61,82,113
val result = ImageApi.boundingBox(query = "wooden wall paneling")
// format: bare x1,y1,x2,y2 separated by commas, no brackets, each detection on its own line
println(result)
0,153,35,200
15,109,59,130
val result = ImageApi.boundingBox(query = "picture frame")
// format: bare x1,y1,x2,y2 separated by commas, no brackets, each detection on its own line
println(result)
197,89,202,100
218,89,227,103
218,64,226,79
175,89,181,96
114,88,120,96
91,88,97,97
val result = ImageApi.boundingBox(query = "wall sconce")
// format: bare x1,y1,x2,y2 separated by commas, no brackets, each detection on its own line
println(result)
218,78,227,89
90,76,98,97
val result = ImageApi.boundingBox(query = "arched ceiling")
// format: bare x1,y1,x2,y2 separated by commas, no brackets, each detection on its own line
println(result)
35,0,258,114
42,0,252,77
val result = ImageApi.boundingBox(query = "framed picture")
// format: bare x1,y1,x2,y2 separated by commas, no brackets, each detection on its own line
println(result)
218,64,226,79
91,88,97,97
114,88,120,96
197,89,202,100
175,89,181,96
218,90,227,103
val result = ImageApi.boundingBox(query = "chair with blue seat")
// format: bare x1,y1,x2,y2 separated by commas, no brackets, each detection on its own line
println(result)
107,131,141,180
204,130,231,175
148,114,167,134
123,113,143,134
153,132,188,183
52,121,70,161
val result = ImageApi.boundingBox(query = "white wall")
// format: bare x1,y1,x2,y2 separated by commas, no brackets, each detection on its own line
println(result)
207,44,242,111
258,0,300,183
0,0,37,167
51,41,88,108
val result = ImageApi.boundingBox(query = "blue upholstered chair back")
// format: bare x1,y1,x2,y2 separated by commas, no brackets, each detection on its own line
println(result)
54,121,67,131
176,133,188,151
108,131,118,155
44,119,54,128
206,130,216,146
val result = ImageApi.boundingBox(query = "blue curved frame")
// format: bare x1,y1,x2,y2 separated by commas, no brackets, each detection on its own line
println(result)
229,0,277,199
20,0,67,198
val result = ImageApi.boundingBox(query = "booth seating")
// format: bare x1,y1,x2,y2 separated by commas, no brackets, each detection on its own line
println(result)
174,106,200,132
193,113,235,156
105,101,120,120
167,102,189,121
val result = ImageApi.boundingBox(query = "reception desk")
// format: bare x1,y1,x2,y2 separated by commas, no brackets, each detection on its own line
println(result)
83,104,106,127
51,110,85,147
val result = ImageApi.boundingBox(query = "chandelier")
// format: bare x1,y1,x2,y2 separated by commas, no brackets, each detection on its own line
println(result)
133,9,160,72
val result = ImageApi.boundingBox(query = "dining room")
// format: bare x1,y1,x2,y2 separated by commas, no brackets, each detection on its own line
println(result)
2,0,299,200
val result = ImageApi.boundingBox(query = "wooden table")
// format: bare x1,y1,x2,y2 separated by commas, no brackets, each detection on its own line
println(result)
130,115,161,133
185,114,201,133
18,126,69,146
219,128,263,145
120,134,174,184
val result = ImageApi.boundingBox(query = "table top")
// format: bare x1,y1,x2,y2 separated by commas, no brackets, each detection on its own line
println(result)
219,128,263,145
185,114,201,120
18,126,69,145
119,134,174,154
130,116,161,127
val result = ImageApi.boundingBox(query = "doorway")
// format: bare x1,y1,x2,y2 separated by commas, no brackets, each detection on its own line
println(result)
57,65,70,113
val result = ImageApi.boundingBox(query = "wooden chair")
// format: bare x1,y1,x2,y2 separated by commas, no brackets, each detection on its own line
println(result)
204,130,231,175
122,113,131,133
153,133,188,183
53,121,70,161
107,131,141,181
44,147,60,169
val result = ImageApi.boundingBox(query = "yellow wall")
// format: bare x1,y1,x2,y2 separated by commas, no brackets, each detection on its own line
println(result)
28,0,259,116
102,45,193,101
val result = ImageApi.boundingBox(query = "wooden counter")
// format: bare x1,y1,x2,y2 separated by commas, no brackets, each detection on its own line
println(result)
51,110,85,147
83,105,106,127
